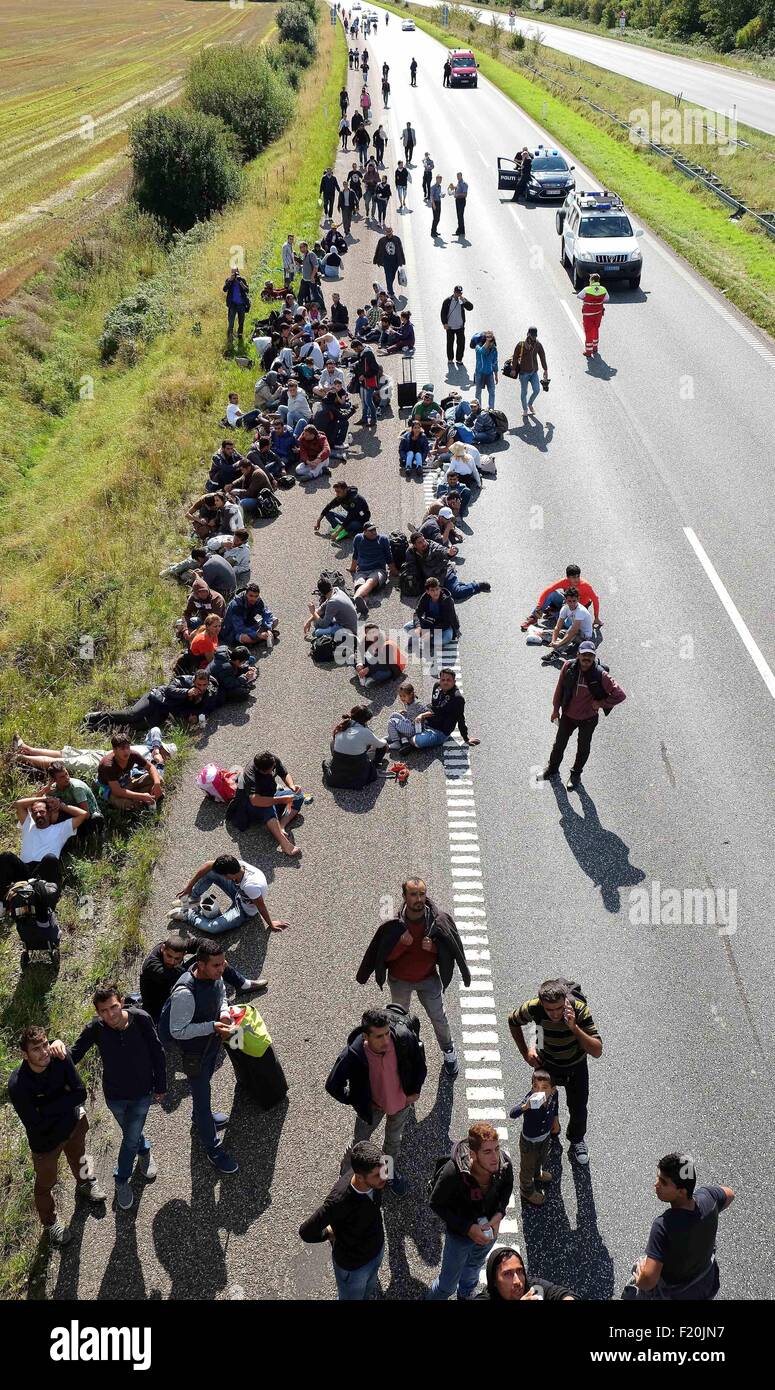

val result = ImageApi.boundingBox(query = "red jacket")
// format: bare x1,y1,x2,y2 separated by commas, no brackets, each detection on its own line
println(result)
298,432,330,466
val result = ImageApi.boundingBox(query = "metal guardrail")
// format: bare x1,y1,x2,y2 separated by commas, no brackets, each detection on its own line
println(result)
581,97,775,240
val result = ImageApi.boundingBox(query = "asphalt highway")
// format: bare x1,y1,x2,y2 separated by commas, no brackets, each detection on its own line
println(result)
409,0,775,136
48,10,774,1302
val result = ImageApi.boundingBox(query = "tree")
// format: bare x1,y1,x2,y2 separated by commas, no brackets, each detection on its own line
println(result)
129,109,242,233
186,45,296,161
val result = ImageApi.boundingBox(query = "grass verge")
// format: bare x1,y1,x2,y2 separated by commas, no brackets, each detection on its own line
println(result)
388,3,775,336
0,12,347,1300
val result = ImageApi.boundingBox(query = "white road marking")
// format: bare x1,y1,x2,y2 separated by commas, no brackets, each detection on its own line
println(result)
684,528,775,699
560,299,585,344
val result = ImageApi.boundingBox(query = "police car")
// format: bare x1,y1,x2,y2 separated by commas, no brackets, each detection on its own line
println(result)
522,146,575,201
556,189,644,289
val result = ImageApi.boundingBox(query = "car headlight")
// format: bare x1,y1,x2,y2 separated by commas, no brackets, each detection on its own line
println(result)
628,249,642,260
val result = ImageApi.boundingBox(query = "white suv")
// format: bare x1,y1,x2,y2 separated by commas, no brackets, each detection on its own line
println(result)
557,190,644,290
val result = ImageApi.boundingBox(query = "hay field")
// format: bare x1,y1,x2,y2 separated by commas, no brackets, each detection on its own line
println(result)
0,0,276,294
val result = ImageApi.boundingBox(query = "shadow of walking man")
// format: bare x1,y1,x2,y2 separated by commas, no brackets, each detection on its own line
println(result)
550,782,645,914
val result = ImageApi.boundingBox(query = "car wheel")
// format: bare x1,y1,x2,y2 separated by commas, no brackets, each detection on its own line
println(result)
629,275,641,289
572,259,584,291
560,238,567,266
556,211,565,235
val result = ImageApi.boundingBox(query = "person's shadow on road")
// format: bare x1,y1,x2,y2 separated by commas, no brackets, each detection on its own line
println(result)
380,1071,452,1299
585,356,617,381
520,1141,615,1300
550,781,645,913
512,419,555,453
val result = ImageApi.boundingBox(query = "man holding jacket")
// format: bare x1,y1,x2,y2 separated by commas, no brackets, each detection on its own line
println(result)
441,286,473,365
427,1122,514,1299
357,878,469,1078
543,642,626,789
325,1005,427,1196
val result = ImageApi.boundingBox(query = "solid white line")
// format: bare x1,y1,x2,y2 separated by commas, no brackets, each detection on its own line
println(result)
560,299,585,344
684,528,775,699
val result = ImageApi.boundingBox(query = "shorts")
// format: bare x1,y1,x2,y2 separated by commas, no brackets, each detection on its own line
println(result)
355,569,386,588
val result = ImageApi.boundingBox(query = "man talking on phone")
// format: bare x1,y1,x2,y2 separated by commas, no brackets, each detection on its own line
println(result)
508,977,602,1168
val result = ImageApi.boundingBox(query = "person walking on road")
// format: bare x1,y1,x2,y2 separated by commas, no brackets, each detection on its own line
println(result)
338,115,350,151
427,1122,514,1300
453,172,468,238
360,84,371,124
422,153,434,201
512,326,549,419
8,1025,105,1246
337,181,356,237
339,86,349,117
163,939,239,1175
578,273,609,357
441,285,473,364
402,121,416,164
381,76,390,108
373,123,387,165
394,160,411,211
357,877,470,1078
299,1140,387,1301
354,122,371,168
508,977,603,1168
623,1154,735,1301
325,1005,427,1196
373,227,405,301
543,642,626,788
319,168,340,224
472,330,499,409
410,57,418,86
53,983,166,1211
430,174,444,237
443,58,452,87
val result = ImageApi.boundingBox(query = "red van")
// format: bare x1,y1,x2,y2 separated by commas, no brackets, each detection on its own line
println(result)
448,50,478,88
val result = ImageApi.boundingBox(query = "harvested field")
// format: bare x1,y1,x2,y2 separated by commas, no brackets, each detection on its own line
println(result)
0,0,277,296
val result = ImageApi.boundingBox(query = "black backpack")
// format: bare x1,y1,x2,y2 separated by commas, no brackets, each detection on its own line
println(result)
489,409,509,438
309,633,337,662
389,531,409,568
254,489,281,519
398,565,422,597
317,569,346,596
426,1152,453,1201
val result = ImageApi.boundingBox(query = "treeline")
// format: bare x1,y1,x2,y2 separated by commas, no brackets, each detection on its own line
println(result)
129,1,320,235
521,0,774,53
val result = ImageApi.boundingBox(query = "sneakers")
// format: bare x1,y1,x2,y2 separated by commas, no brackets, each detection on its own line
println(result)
520,613,538,631
116,1181,134,1211
387,1173,409,1197
46,1220,73,1247
477,581,492,593
521,1189,545,1206
76,1176,106,1204
198,893,220,919
139,1150,157,1182
208,1147,239,1175
236,978,268,996
167,905,191,924
569,1140,589,1166
537,1170,553,1184
442,1047,459,1079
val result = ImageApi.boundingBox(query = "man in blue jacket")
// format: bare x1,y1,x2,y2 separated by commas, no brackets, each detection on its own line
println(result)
52,982,166,1211
325,1006,426,1196
223,269,250,339
207,645,257,701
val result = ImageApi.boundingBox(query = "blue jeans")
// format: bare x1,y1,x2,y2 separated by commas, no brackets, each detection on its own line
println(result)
540,588,565,613
250,791,304,824
414,727,448,749
326,510,360,535
404,621,454,648
106,1094,152,1182
333,1245,384,1300
427,1230,491,1300
444,569,480,602
520,371,540,411
360,386,377,424
474,372,495,409
402,449,425,471
187,871,254,935
187,1045,220,1156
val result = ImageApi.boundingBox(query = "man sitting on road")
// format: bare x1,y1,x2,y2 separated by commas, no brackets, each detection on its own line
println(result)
411,387,442,428
304,576,359,641
84,669,221,732
521,564,601,631
315,480,371,541
206,441,244,493
543,586,596,660
179,578,226,644
350,521,396,615
169,854,289,937
207,645,258,701
221,582,279,650
403,533,490,604
140,933,265,1024
460,398,499,447
296,425,332,480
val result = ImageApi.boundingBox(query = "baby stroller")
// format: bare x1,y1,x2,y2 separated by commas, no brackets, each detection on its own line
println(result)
5,878,61,971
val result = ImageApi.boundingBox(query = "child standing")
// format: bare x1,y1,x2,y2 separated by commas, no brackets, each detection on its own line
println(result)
510,1070,559,1207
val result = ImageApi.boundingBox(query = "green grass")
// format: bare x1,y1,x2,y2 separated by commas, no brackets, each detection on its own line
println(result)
388,3,775,337
0,10,346,1300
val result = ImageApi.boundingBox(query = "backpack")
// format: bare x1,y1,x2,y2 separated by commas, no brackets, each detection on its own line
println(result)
426,1153,453,1201
398,565,422,597
489,409,509,438
309,633,337,662
254,488,281,519
389,531,409,568
317,568,346,595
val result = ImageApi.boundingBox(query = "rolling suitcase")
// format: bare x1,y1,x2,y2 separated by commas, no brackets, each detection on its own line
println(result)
397,355,418,409
228,1043,288,1110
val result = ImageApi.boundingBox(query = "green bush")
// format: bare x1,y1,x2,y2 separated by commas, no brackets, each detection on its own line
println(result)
736,13,767,46
129,109,242,233
509,30,527,48
186,45,296,162
276,2,317,48
99,224,213,362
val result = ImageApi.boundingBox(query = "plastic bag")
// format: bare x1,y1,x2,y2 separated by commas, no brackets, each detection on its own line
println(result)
525,625,546,646
196,764,238,802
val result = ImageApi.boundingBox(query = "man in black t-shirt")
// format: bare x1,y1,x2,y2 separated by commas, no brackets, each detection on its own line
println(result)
624,1152,734,1300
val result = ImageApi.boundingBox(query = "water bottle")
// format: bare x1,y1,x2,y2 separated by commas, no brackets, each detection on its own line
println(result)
198,714,206,729
477,1216,494,1242
529,1284,545,1300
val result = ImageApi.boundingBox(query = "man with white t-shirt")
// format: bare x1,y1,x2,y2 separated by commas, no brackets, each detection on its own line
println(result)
546,587,595,658
0,796,89,904
169,853,289,936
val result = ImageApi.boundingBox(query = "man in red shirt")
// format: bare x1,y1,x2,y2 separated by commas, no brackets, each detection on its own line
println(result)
521,564,601,631
543,643,626,790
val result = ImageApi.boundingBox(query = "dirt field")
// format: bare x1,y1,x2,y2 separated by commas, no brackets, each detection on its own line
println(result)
0,0,277,296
